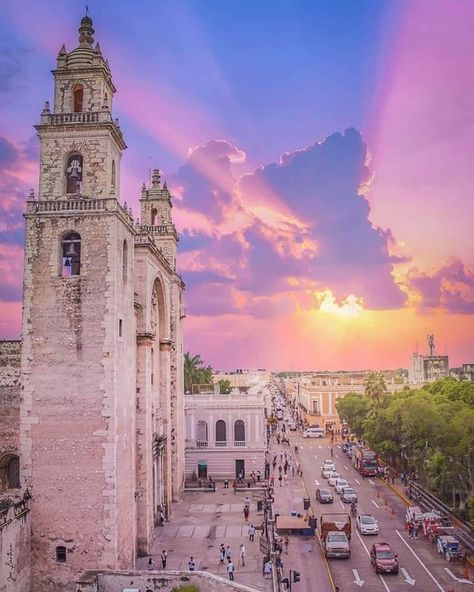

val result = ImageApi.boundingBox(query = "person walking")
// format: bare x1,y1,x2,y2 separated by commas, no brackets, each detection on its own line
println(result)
226,545,232,561
188,556,196,571
264,559,272,579
284,536,289,554
278,474,283,487
160,549,168,569
218,544,226,569
408,521,414,539
283,473,288,486
244,506,249,521
239,544,246,567
227,559,236,581
248,524,256,542
147,557,155,570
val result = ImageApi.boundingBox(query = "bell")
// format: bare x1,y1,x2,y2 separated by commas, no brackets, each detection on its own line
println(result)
66,242,76,255
69,168,80,180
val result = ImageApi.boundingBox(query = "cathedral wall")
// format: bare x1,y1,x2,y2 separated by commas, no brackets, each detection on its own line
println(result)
0,496,31,592
0,340,21,461
53,71,115,114
38,130,121,200
20,210,136,591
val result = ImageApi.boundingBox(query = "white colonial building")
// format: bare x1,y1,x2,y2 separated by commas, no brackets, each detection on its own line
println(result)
184,384,267,481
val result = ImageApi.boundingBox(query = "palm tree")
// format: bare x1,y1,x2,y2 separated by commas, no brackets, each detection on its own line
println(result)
184,352,203,393
364,371,387,406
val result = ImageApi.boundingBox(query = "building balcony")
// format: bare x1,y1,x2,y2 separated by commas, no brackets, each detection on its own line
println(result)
234,441,246,447
196,441,208,449
187,440,251,449
215,441,227,447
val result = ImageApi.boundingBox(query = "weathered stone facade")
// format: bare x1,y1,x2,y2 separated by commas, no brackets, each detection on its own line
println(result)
3,15,185,592
0,494,31,592
0,340,21,491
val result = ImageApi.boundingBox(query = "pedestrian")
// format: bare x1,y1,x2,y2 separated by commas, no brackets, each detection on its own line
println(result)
218,544,225,569
226,545,232,561
239,544,246,566
257,470,261,483
244,495,250,508
330,447,334,458
270,474,275,486
264,559,272,579
224,479,229,489
283,474,288,486
408,521,414,539
238,471,244,484
227,559,236,581
244,506,249,521
160,549,168,569
147,557,155,570
248,524,256,542
188,556,196,571
278,474,283,487
278,465,282,475
159,508,165,526
414,520,420,538
291,465,295,477
284,536,289,554
233,480,237,495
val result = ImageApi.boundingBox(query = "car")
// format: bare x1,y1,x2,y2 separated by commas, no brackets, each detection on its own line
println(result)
356,514,379,535
341,487,358,503
335,479,350,494
370,543,399,574
283,416,291,422
324,531,351,559
322,466,335,478
322,459,336,468
303,427,325,438
316,488,334,503
328,472,341,487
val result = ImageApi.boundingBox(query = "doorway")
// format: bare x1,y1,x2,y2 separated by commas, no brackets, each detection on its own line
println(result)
235,459,245,479
198,461,208,479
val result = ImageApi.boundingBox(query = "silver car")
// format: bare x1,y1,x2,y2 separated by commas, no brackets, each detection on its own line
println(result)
341,487,358,503
356,514,379,535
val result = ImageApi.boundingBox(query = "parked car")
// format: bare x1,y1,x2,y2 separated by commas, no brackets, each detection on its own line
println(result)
328,472,341,487
370,543,399,574
356,514,379,535
316,488,334,504
340,487,358,503
437,535,461,561
335,479,350,494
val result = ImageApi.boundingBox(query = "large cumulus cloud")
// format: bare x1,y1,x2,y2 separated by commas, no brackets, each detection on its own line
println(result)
174,129,407,316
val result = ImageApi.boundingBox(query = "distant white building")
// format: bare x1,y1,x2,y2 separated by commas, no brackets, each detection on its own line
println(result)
408,353,449,384
184,384,267,481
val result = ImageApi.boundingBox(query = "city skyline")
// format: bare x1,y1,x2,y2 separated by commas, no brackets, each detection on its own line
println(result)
0,0,473,370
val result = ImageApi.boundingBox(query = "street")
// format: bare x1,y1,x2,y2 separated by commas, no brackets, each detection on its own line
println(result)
283,430,471,592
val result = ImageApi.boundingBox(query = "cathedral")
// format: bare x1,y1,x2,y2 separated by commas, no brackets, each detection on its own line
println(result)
0,15,185,592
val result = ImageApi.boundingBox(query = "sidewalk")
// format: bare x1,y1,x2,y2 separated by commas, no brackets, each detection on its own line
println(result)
137,487,273,591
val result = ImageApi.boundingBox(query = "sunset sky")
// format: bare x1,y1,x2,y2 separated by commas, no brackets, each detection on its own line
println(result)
0,0,473,370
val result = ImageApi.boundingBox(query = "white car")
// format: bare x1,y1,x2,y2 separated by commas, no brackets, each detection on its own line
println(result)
335,479,350,494
321,466,335,478
356,514,379,535
322,459,335,468
328,472,341,487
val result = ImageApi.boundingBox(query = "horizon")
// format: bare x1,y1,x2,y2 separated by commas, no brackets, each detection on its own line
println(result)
0,0,473,369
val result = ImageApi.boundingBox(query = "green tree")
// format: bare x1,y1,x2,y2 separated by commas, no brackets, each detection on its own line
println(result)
364,371,387,406
335,393,370,437
216,379,232,394
184,352,213,393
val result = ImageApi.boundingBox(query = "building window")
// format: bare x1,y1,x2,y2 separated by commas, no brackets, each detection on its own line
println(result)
66,153,83,194
151,208,158,225
61,232,81,276
111,160,116,187
215,420,226,446
56,546,67,563
312,400,319,414
118,319,123,337
234,420,245,443
122,239,128,282
73,85,83,112
151,347,154,386
0,454,20,491
196,420,208,446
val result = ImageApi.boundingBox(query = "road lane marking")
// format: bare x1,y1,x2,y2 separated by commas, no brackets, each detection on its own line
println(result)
314,479,320,486
314,455,318,459
344,465,349,470
339,500,345,510
318,445,322,449
352,568,364,587
395,529,446,592
444,568,473,585
355,531,391,592
369,479,375,485
372,499,380,509
401,567,416,586
335,454,340,459
355,479,361,485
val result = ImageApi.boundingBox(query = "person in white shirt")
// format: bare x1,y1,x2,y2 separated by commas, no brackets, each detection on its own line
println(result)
239,544,246,567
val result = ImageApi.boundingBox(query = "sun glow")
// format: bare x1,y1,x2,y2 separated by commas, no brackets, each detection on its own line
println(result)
315,289,364,317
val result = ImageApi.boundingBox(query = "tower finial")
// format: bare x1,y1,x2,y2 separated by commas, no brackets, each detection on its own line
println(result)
151,169,161,188
78,12,94,46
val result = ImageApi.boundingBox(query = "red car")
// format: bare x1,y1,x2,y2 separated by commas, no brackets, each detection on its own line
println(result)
370,542,399,574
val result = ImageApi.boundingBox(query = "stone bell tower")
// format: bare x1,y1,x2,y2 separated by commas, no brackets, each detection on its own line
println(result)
20,16,137,592
140,169,179,270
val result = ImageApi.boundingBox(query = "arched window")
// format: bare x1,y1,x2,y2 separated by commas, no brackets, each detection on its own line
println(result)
0,454,20,491
215,420,226,446
66,153,83,194
61,232,81,276
234,420,245,443
196,420,208,444
151,208,158,226
73,85,83,112
122,239,128,282
111,160,116,188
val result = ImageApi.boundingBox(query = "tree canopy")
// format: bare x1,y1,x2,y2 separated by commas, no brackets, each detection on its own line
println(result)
184,352,213,393
336,378,474,526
